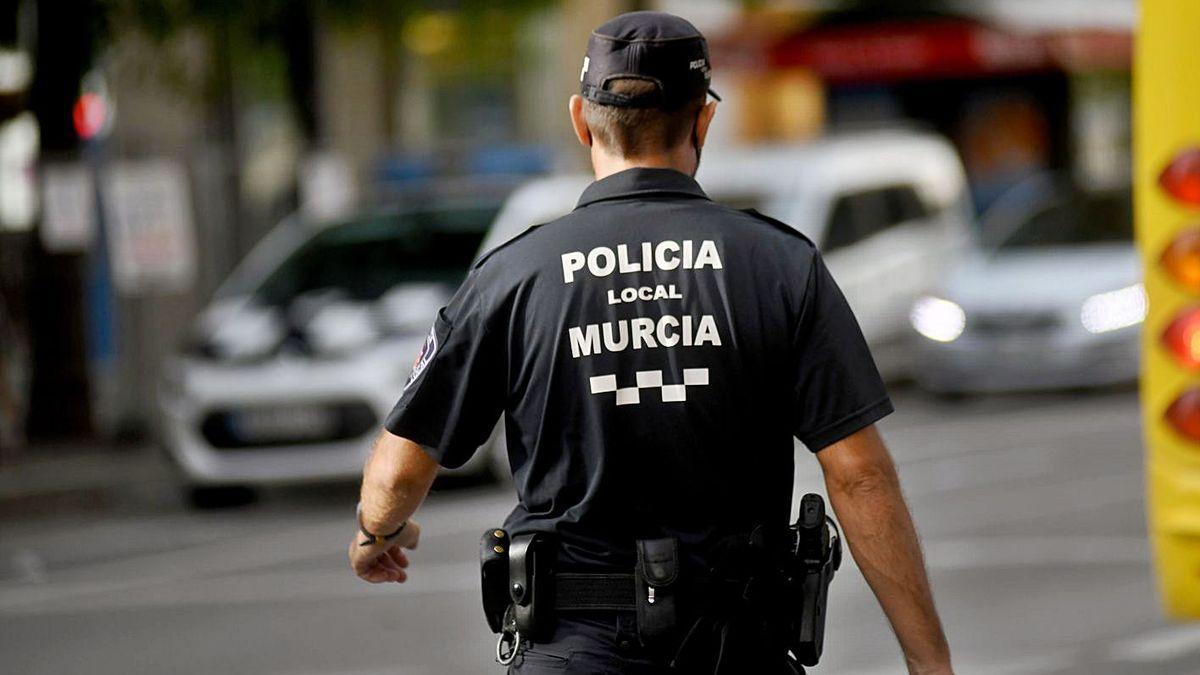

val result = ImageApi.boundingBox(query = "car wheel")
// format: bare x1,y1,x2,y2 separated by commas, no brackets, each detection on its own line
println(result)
186,485,258,509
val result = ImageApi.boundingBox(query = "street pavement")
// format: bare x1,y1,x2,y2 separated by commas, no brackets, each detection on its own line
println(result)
1,386,1190,674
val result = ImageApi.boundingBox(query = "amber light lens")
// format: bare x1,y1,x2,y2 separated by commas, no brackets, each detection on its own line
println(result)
1162,229,1200,293
1166,389,1200,442
1160,147,1200,207
1163,308,1200,369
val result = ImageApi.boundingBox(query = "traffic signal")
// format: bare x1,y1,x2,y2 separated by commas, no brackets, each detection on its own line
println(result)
71,73,112,142
1137,0,1200,621
72,92,107,141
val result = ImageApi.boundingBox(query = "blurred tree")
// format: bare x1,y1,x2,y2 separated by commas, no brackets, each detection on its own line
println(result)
98,0,556,142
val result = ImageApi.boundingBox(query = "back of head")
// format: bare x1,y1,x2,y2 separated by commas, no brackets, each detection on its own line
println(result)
578,11,719,159
583,80,706,158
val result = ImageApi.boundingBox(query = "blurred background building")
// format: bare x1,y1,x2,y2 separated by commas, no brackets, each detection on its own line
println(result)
0,0,1134,453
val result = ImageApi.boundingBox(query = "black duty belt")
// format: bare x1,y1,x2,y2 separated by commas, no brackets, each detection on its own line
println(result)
554,572,637,611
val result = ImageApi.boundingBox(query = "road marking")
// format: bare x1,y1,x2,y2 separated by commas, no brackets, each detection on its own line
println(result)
1108,624,1200,663
924,535,1148,570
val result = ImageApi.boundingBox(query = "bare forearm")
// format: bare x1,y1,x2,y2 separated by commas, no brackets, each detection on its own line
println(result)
826,465,949,672
816,426,950,673
359,430,439,533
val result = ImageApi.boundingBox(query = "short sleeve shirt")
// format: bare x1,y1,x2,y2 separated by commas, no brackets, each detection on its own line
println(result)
386,168,892,570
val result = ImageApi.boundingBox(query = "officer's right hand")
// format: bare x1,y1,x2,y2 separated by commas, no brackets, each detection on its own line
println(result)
348,519,421,583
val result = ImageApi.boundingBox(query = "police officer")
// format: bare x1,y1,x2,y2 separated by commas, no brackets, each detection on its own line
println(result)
350,11,952,675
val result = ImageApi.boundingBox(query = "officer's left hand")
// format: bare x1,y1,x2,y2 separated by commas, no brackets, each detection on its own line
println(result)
348,520,421,583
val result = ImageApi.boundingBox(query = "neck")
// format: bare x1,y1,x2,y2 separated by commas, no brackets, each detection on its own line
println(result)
590,144,697,181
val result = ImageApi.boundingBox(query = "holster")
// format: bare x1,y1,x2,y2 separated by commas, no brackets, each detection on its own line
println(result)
635,537,680,644
788,494,842,667
509,532,556,641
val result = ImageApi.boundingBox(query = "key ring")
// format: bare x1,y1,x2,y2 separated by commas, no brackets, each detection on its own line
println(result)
496,629,520,666
496,606,520,666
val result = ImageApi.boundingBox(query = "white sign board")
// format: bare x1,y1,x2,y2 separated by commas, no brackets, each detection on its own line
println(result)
41,163,96,252
102,158,197,294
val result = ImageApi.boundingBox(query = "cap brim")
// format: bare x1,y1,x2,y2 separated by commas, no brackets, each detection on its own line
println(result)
708,87,721,102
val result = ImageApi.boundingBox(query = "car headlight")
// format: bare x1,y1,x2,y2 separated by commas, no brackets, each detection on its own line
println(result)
910,296,966,343
1080,283,1147,334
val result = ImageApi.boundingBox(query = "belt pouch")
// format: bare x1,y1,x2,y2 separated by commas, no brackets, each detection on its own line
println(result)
635,537,680,644
509,533,555,641
479,528,510,633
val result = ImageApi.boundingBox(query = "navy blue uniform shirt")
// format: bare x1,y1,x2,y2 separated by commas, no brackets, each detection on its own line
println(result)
386,167,892,571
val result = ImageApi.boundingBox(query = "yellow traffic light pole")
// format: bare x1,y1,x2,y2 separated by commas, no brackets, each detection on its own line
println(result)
1137,0,1200,620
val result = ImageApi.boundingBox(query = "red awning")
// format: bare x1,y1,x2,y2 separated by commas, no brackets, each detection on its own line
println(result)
711,17,1132,84
770,19,1051,83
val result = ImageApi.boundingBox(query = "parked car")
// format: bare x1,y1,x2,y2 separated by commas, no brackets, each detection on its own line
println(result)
909,176,1142,393
477,129,973,471
159,189,507,506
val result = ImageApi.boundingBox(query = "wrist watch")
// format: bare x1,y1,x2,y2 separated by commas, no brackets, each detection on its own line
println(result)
357,502,407,547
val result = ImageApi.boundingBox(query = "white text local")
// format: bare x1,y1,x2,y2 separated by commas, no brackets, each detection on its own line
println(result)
568,314,722,358
561,240,723,284
608,284,682,305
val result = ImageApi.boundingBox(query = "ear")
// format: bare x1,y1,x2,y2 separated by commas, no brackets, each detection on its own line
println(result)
693,100,718,149
568,95,592,148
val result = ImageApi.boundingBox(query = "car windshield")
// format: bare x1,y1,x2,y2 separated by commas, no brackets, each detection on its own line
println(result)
251,204,497,307
996,190,1132,250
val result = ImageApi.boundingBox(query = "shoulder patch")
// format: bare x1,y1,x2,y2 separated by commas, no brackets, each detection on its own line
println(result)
737,208,817,248
403,319,443,391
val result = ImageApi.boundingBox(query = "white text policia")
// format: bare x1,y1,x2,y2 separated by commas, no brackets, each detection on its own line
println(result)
560,240,724,283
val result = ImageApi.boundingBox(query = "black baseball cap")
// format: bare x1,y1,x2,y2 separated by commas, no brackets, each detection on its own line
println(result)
580,11,720,110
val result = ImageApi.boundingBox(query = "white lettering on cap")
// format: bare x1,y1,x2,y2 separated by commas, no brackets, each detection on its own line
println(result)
580,56,590,82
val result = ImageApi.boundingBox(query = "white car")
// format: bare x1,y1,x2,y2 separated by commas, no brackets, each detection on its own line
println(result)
159,195,506,506
481,130,973,377
910,179,1142,393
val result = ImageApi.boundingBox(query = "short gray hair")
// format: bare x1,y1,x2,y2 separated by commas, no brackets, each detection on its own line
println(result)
583,79,705,158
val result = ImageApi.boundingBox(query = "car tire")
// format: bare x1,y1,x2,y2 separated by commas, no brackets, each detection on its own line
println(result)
186,485,258,509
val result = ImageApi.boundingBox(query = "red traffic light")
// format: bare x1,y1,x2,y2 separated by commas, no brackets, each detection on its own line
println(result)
1166,389,1200,443
1163,308,1200,370
72,92,107,141
1160,147,1200,207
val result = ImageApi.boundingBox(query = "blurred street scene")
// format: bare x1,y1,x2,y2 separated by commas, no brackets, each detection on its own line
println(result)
0,0,1176,673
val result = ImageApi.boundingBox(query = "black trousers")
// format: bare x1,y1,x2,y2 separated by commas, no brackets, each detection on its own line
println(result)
506,611,802,675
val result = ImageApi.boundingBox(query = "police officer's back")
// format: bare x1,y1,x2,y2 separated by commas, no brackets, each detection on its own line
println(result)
351,11,953,675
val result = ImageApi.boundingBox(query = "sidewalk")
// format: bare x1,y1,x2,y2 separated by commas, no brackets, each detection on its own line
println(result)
0,445,176,518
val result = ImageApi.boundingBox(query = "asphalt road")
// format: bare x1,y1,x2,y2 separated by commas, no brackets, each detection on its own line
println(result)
2,387,1190,675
